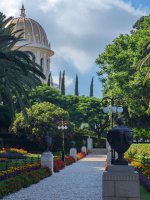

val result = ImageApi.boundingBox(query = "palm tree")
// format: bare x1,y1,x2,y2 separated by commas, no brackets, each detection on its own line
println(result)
0,12,45,118
139,41,150,83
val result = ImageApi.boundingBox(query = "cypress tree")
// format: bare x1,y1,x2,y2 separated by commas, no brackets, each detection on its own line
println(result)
61,70,65,95
51,76,53,86
59,71,62,89
90,76,94,97
47,72,51,86
75,74,79,96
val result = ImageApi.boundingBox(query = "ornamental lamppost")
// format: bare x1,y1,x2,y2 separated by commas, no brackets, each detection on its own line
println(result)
103,96,123,164
58,119,68,162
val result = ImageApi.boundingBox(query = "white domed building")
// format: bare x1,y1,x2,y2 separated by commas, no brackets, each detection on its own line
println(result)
10,4,54,82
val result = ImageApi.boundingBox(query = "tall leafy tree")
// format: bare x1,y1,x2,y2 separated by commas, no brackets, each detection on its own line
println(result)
90,76,94,97
11,102,70,142
29,85,110,142
0,12,45,118
96,15,150,119
74,74,79,96
29,84,65,107
61,70,65,95
139,40,150,83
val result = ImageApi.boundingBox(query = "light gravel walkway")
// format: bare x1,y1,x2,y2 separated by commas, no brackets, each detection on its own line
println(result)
2,154,106,200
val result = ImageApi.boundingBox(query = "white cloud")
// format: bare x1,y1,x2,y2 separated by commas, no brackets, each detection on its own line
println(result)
37,0,148,73
0,0,149,76
53,75,73,88
38,0,59,12
59,46,93,74
0,0,21,16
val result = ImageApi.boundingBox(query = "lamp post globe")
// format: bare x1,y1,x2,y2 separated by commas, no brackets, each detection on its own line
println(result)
102,96,123,164
58,120,68,162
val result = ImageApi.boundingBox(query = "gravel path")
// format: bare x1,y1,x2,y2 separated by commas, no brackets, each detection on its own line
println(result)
2,154,106,200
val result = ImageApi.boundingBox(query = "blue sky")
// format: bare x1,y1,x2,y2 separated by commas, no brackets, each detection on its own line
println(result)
0,0,150,97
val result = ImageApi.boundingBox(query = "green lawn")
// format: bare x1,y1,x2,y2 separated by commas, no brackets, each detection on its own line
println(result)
140,185,150,200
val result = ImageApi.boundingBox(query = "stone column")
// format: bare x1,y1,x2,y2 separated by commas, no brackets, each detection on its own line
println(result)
87,136,93,152
41,152,54,174
106,145,111,165
81,146,87,154
70,147,77,161
106,140,109,150
103,165,140,200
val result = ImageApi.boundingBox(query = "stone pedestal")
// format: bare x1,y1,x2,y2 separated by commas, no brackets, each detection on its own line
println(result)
106,147,118,166
81,146,87,154
106,146,111,165
103,165,140,200
70,147,77,161
87,137,93,152
106,141,109,150
41,152,54,174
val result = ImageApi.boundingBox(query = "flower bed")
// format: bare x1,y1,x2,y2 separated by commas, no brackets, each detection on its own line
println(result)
125,144,150,192
65,155,75,165
0,158,8,162
77,152,86,160
0,163,41,181
0,148,28,155
54,160,65,172
0,148,28,159
0,150,86,198
53,154,85,171
0,167,51,199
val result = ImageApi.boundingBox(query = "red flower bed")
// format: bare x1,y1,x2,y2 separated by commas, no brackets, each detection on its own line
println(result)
53,153,85,172
65,155,75,165
77,152,86,160
53,160,65,172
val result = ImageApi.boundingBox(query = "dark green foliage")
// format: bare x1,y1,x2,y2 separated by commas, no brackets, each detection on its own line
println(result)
11,102,71,143
96,14,150,132
29,84,65,107
61,70,65,95
75,74,79,96
51,76,53,86
59,71,62,89
28,85,110,144
139,40,150,84
90,76,94,97
47,72,53,87
0,105,11,130
47,72,51,86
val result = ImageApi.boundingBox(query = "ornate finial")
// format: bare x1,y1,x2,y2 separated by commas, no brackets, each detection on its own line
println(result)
20,2,26,17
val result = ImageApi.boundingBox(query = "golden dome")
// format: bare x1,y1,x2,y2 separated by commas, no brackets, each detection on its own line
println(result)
10,5,54,56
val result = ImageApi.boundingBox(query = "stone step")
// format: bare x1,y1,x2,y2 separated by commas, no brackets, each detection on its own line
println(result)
90,148,107,154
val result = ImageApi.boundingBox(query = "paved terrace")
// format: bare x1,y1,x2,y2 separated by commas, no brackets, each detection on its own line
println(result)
3,154,106,200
